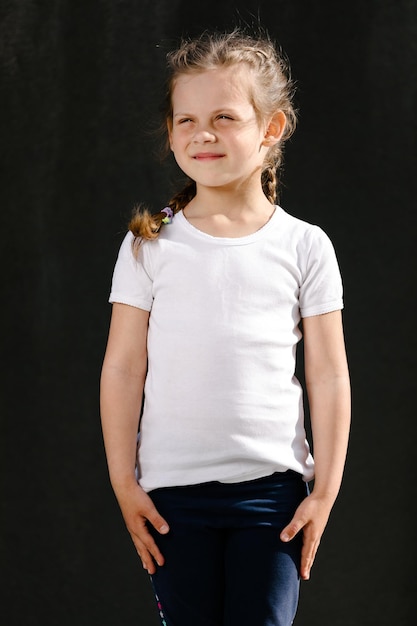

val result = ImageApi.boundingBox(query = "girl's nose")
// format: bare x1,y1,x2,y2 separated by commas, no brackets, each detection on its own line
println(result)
192,128,216,143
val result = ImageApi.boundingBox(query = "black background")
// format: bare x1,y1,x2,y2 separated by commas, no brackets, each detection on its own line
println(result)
1,1,416,624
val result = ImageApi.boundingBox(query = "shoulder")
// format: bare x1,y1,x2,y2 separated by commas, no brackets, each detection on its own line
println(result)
279,206,326,236
275,206,335,253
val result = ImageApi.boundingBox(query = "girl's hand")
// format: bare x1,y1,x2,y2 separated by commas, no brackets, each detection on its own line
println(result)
280,492,333,581
116,482,170,575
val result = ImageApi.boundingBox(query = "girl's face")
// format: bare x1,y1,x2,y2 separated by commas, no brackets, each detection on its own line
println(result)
168,66,274,193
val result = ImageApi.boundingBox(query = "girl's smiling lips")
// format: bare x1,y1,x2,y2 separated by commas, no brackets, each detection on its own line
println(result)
192,152,225,160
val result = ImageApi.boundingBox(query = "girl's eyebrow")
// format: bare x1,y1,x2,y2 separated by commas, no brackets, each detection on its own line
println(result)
173,107,240,118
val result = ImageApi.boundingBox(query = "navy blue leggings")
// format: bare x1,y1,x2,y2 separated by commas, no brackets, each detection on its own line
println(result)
147,471,308,626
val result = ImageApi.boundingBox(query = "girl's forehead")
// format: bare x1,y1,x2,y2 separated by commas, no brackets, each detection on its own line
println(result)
172,65,254,104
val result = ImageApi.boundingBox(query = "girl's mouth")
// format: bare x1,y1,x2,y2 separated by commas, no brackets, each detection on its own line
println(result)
192,153,224,160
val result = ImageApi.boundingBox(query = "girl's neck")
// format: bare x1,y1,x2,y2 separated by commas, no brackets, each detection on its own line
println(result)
183,186,276,238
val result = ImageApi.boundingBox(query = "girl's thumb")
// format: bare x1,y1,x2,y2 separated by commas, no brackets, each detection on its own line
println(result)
148,508,170,534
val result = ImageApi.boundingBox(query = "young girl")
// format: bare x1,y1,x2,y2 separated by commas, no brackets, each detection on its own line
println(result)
100,28,351,626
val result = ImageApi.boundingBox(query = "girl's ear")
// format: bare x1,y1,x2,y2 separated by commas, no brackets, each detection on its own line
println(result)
262,111,287,146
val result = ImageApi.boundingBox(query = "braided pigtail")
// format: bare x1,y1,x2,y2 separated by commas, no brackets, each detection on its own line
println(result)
168,179,197,216
261,165,278,205
129,179,196,255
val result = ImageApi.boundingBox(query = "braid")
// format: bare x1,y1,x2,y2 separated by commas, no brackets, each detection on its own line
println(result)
129,179,196,254
262,165,278,205
168,179,196,215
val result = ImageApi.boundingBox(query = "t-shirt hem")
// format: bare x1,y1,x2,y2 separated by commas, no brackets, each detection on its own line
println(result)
140,463,315,492
109,294,152,311
301,300,344,318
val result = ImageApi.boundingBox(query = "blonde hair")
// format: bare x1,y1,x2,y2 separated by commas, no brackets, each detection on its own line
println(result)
130,28,297,243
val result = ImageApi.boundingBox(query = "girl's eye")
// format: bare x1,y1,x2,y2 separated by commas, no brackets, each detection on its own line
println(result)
178,118,193,124
217,114,233,120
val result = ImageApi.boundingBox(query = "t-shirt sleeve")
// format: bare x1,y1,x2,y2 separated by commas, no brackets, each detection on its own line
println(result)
108,231,153,311
299,225,344,318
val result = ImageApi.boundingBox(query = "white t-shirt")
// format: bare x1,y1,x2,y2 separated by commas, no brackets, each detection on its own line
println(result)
109,206,344,492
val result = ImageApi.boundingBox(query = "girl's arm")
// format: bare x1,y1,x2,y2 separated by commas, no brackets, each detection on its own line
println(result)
280,309,351,580
100,303,169,574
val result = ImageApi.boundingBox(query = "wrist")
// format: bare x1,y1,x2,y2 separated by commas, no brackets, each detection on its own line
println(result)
309,482,340,506
109,470,138,493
